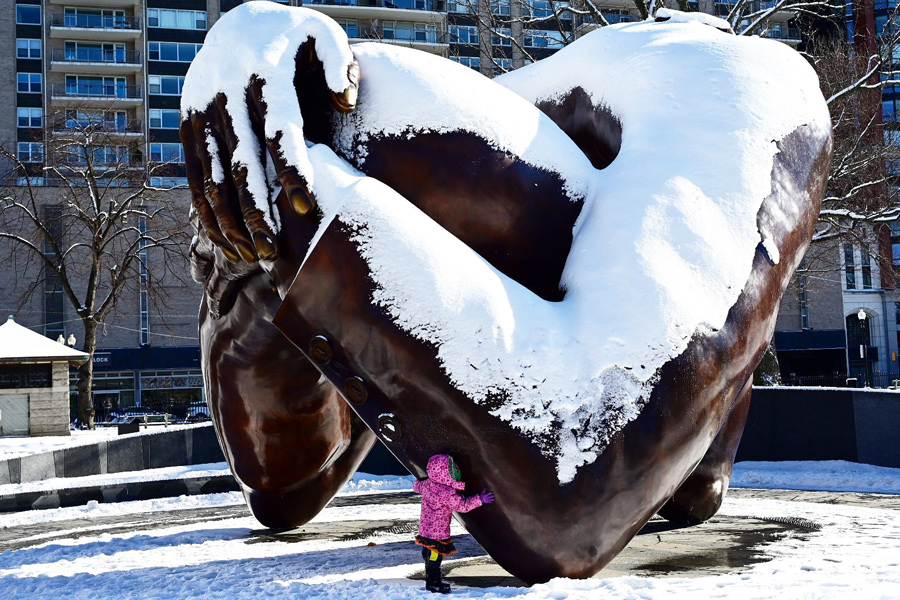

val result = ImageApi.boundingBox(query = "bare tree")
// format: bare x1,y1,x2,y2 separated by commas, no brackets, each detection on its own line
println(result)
0,107,191,428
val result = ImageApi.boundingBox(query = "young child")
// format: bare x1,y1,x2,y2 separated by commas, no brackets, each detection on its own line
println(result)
413,454,494,594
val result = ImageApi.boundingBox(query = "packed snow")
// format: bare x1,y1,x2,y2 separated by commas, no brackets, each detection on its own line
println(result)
183,3,831,483
0,463,898,599
732,460,900,494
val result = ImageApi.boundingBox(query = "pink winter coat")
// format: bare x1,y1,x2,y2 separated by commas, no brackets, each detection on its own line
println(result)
413,455,483,540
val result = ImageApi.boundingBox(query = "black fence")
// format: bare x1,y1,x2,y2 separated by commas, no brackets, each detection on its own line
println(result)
782,372,900,389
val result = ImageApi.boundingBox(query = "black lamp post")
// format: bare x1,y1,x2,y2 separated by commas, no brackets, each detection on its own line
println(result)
857,309,868,388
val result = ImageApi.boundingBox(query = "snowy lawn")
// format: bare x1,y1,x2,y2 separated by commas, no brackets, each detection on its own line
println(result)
0,464,898,599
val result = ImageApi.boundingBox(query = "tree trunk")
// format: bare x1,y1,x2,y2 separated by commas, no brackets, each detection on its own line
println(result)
76,319,98,429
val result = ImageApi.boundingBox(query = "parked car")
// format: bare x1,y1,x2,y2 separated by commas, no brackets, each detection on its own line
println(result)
109,406,174,425
184,400,210,423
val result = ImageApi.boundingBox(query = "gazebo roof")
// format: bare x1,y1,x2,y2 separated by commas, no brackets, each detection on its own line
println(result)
0,316,89,364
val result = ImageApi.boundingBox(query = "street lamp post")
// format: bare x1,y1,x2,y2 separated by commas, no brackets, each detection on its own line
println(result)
858,309,868,388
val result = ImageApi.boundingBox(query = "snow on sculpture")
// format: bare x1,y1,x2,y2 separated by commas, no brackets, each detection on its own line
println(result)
182,1,832,583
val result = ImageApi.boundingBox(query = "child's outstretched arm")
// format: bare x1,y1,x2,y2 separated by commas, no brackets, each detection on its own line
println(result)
449,488,494,513
413,479,425,494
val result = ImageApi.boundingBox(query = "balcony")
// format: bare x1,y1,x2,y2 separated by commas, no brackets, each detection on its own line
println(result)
50,49,143,74
50,14,142,41
52,119,144,137
50,84,143,107
347,25,448,52
307,0,445,23
761,27,801,43
49,0,141,8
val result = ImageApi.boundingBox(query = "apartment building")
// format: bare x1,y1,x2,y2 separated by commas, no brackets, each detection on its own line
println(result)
1,0,227,420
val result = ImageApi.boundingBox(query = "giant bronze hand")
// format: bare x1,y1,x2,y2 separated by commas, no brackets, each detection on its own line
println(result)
181,6,374,528
182,4,832,583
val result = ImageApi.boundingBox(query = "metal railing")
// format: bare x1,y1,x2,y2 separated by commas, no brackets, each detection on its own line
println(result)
51,83,143,100
52,49,142,64
307,0,445,11
50,14,142,30
761,27,801,41
52,119,143,134
349,25,447,44
781,371,900,389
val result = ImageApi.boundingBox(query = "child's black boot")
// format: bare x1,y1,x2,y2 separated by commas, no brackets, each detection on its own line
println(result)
425,562,450,594
423,548,451,594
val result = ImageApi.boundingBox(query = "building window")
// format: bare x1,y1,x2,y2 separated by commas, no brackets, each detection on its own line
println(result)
67,145,130,166
16,5,41,25
139,216,150,345
148,75,185,95
491,0,511,15
149,109,180,129
150,176,188,187
450,56,480,71
0,364,52,389
334,19,358,38
844,243,856,290
891,221,900,267
147,9,207,30
448,0,475,12
65,110,127,132
450,25,479,45
17,142,43,163
43,205,65,340
64,41,127,63
492,28,512,47
65,75,127,98
861,245,873,289
148,42,202,62
150,143,185,163
16,39,41,59
17,107,42,128
493,57,513,75
17,73,42,94
64,8,126,29
382,21,437,42
524,29,567,49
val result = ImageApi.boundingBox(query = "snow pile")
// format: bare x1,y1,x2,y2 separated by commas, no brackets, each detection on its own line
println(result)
340,473,415,495
732,460,900,494
184,5,830,483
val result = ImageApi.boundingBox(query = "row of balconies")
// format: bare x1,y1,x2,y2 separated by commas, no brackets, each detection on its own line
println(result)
309,0,445,11
345,24,447,46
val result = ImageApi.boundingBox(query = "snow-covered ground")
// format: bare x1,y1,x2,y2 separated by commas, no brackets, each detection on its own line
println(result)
0,463,898,599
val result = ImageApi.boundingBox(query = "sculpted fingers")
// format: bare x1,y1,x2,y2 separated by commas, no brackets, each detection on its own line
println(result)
194,99,259,264
181,116,241,263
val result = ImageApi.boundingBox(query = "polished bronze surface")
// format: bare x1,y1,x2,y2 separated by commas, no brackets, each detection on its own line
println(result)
270,125,832,582
183,31,831,582
658,377,753,525
193,231,375,529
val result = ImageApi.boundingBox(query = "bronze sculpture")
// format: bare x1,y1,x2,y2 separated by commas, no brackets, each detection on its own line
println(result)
182,3,832,583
